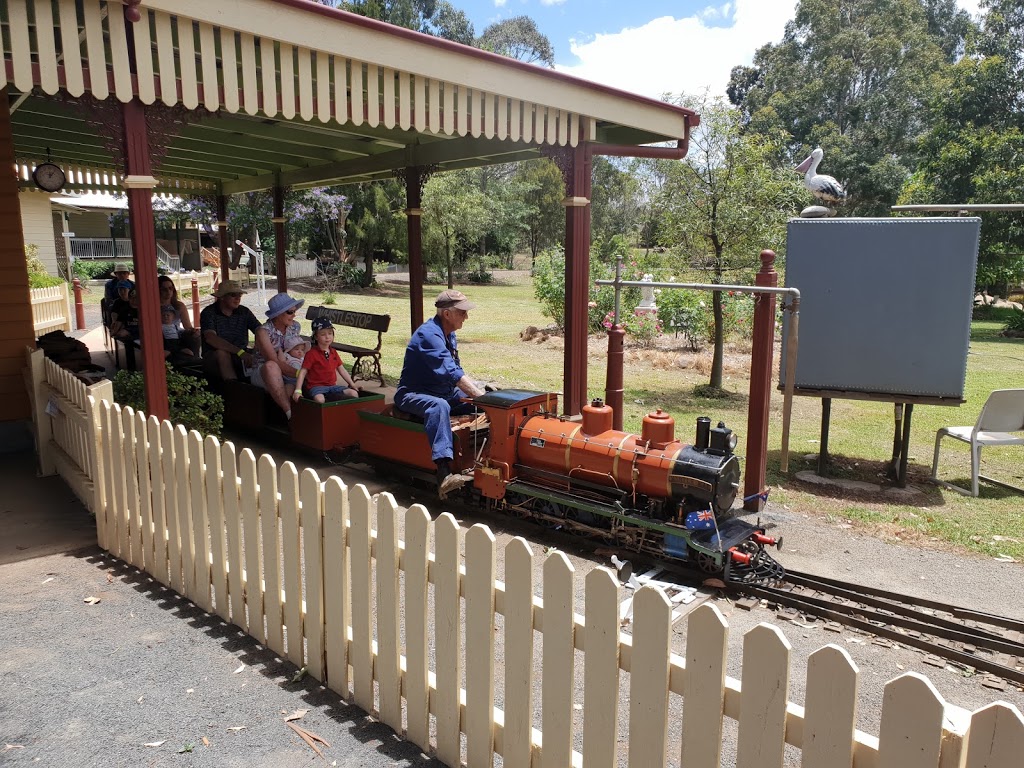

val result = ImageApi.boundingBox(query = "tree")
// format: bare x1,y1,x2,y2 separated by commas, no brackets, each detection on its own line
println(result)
477,15,555,67
899,0,1024,293
339,0,438,32
514,159,565,267
343,179,407,286
431,1,474,45
662,94,804,391
727,0,972,215
286,188,350,258
590,156,641,248
422,170,489,287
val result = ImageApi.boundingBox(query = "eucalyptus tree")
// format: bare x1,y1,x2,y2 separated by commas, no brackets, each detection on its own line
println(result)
515,159,565,267
662,95,804,391
899,0,1024,293
422,170,489,288
477,16,555,67
727,0,972,215
343,179,407,286
590,156,642,252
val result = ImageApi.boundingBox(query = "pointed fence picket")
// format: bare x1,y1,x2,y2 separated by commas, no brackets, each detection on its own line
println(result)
23,356,1024,768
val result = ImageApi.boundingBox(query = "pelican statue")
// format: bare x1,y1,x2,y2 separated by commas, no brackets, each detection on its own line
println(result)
795,147,846,203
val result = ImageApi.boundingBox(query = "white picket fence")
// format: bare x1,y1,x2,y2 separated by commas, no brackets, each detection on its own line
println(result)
26,350,112,512
165,269,216,295
286,258,318,279
24,350,1024,767
30,284,72,336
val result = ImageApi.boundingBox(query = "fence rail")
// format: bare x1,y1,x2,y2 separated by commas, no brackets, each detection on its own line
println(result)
30,284,72,336
23,351,1024,767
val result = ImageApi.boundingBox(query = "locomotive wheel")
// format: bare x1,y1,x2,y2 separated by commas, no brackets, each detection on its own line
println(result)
694,550,722,575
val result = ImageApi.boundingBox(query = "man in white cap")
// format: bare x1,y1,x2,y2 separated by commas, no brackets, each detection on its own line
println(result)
395,289,486,498
199,279,272,384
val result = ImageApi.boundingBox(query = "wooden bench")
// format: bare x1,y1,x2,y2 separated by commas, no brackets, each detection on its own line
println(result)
305,305,391,386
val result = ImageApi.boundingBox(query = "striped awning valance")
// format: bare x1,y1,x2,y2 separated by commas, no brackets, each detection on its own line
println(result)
0,0,633,148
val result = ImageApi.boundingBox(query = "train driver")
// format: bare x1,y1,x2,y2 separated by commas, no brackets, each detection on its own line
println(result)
394,289,486,499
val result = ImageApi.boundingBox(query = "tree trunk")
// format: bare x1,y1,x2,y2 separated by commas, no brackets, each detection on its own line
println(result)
710,287,724,390
362,252,374,288
445,238,454,288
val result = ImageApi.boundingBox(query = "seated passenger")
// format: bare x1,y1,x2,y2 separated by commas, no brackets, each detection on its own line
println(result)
251,292,306,419
394,289,485,498
283,336,310,373
109,286,140,342
199,280,271,385
161,305,195,365
104,263,134,304
292,317,359,404
110,286,141,371
158,275,200,356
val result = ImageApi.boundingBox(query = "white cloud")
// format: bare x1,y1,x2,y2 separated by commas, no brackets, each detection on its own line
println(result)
541,0,567,6
556,0,987,101
492,0,507,7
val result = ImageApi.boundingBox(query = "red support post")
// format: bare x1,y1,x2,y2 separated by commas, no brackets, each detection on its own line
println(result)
563,144,592,417
72,278,86,330
191,277,200,328
121,99,169,422
744,249,778,512
217,194,229,283
273,185,287,293
405,166,425,332
605,324,626,430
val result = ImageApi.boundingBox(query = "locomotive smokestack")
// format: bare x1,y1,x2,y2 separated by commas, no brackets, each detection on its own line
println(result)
695,417,711,451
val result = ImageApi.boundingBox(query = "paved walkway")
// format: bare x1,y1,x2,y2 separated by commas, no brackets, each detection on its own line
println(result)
0,452,444,767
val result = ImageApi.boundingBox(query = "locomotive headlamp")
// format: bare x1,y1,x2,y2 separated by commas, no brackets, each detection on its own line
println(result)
708,421,737,456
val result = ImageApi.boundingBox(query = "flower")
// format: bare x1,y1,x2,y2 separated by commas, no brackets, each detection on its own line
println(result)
588,301,597,308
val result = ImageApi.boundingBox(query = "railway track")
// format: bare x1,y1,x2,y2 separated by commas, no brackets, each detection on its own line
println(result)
729,568,1024,688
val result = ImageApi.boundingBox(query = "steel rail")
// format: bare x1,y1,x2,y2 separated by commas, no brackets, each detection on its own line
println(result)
784,569,1024,634
735,582,1024,686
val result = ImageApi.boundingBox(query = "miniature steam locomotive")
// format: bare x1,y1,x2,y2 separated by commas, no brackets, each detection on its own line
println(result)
227,384,783,581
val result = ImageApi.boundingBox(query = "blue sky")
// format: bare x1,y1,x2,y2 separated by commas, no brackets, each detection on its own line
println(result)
453,0,984,100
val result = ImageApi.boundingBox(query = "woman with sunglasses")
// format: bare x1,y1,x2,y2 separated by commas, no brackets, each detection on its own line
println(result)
250,292,305,420
157,275,200,356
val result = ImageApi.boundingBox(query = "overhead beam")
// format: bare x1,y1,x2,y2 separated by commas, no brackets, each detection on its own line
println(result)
223,136,540,193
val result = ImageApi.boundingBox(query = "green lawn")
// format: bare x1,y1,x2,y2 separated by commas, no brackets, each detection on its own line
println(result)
286,274,1024,562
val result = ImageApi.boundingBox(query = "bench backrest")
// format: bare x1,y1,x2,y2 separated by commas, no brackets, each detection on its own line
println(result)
305,306,391,352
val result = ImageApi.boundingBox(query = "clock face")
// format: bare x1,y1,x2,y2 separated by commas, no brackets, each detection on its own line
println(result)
33,162,66,192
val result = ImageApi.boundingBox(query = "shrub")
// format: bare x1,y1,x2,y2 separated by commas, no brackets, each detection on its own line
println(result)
321,291,337,305
113,364,224,437
75,260,118,280
26,244,65,288
1004,309,1024,334
532,248,566,327
603,310,662,347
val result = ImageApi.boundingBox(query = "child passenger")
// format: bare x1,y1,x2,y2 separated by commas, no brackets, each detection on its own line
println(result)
292,317,359,403
161,304,195,363
282,335,310,378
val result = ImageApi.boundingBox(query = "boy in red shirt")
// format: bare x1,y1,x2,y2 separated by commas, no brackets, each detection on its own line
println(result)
292,317,359,403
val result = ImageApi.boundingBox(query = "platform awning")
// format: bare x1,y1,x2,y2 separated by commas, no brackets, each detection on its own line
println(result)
4,0,698,194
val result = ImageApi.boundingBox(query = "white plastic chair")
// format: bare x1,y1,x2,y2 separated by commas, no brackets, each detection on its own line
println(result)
931,389,1024,496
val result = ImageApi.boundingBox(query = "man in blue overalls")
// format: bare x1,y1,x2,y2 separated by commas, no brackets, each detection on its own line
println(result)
394,289,486,498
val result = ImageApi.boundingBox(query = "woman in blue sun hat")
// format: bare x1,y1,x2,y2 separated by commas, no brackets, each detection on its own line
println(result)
250,292,305,420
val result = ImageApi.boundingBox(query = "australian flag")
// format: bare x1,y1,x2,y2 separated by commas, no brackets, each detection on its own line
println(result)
684,509,716,531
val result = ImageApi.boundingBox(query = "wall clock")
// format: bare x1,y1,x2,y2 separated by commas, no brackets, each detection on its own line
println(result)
33,150,66,193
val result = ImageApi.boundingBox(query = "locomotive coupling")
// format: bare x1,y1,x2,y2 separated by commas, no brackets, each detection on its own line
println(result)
753,533,784,551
